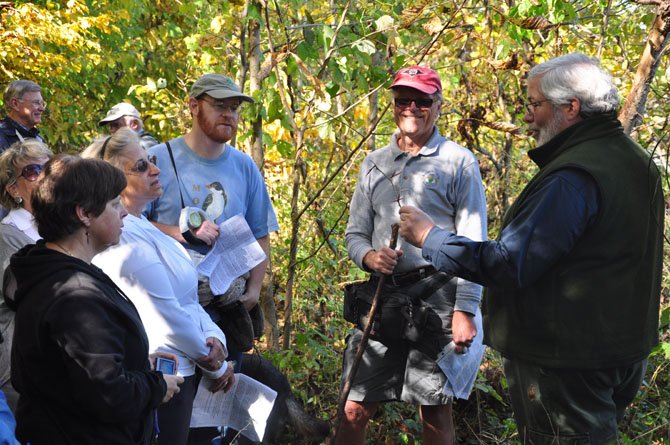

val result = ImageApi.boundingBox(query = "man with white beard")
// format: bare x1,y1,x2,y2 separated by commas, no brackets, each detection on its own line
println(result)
399,53,664,444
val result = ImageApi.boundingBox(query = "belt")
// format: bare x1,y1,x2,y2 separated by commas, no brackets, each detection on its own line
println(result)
384,265,438,287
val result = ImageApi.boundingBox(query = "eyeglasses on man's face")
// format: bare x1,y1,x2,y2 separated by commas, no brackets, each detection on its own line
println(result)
128,155,158,174
200,97,242,113
108,117,130,132
16,163,44,182
524,99,551,113
394,97,435,109
18,98,47,109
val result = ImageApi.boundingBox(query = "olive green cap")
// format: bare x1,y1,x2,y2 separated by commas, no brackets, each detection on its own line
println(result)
189,74,253,103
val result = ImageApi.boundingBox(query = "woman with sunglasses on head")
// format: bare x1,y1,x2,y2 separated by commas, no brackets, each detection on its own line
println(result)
5,155,183,444
0,139,52,413
82,128,234,445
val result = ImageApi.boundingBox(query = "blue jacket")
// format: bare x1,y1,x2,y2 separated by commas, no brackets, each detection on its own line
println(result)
0,391,18,445
0,117,43,153
423,114,663,368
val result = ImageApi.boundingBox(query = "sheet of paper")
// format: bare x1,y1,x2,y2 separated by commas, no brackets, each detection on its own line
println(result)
436,309,485,400
189,373,277,442
196,214,266,295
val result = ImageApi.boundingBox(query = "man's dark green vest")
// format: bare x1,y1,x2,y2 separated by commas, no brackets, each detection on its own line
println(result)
483,113,664,369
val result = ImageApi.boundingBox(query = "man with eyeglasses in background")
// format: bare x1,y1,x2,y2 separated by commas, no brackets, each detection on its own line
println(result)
0,80,46,153
98,102,159,150
338,66,487,444
399,53,664,444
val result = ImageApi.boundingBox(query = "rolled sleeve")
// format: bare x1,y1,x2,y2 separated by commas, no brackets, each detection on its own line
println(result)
345,161,376,271
451,160,487,310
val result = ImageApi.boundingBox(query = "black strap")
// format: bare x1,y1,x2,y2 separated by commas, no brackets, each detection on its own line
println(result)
165,141,185,209
165,142,207,248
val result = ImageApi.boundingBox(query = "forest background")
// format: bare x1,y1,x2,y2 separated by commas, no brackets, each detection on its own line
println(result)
1,0,669,443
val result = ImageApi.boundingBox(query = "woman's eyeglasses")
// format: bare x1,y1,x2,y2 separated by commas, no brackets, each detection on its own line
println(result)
394,98,435,109
129,155,157,174
17,164,44,182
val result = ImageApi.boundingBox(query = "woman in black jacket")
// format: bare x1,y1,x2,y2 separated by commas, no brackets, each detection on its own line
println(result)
4,155,183,444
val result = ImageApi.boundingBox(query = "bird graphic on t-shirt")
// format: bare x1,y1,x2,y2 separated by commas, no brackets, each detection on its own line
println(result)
202,181,227,220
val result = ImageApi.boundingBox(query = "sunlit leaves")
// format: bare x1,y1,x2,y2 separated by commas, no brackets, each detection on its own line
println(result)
352,39,376,55
399,0,432,29
423,16,443,35
517,16,555,30
375,14,395,32
210,15,225,34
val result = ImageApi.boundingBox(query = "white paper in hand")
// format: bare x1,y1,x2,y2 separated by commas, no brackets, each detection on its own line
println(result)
436,309,485,400
190,373,277,442
196,214,266,295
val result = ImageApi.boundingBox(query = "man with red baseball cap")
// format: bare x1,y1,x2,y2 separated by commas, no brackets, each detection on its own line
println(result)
339,66,487,444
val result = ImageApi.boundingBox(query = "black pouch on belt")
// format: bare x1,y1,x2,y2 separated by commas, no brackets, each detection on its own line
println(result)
343,271,451,344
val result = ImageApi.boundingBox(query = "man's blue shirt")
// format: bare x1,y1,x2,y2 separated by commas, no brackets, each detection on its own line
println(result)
423,168,600,288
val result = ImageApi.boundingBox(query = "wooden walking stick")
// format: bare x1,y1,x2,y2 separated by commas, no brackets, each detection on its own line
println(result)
331,223,400,443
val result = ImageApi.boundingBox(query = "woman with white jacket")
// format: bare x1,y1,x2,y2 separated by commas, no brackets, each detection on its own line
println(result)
84,128,234,445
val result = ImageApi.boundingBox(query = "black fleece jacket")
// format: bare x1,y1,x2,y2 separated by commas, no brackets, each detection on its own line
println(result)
5,241,166,445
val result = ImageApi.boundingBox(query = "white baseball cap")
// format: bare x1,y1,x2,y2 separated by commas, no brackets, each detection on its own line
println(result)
99,102,141,126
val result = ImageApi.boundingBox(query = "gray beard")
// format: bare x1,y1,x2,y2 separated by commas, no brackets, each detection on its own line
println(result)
537,111,566,146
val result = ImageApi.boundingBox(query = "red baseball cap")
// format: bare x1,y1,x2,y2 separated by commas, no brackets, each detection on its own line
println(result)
391,66,442,94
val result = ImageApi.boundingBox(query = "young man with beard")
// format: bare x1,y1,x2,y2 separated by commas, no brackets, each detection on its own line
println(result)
145,74,277,443
399,53,664,443
147,73,277,313
0,80,46,153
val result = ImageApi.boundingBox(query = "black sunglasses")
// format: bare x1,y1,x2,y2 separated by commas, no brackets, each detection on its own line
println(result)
17,163,44,182
129,155,158,174
394,97,435,109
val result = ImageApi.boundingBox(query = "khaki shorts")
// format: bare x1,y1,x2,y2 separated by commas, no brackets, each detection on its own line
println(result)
341,329,451,405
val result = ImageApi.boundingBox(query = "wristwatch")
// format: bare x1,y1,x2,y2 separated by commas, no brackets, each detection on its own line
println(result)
179,207,210,245
187,209,203,230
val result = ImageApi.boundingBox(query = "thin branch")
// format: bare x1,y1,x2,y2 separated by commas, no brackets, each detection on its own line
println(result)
414,0,470,65
266,2,297,132
633,0,662,5
285,23,357,30
296,102,393,221
292,207,348,267
597,0,614,58
316,2,352,80
307,83,387,130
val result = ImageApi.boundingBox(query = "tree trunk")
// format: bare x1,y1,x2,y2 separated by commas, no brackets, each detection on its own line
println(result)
247,0,281,351
249,7,263,170
619,0,670,135
282,142,304,350
367,51,380,152
263,1,304,351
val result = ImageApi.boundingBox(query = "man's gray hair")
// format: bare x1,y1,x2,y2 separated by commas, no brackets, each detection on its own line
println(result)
431,91,444,106
528,53,619,117
3,80,42,111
